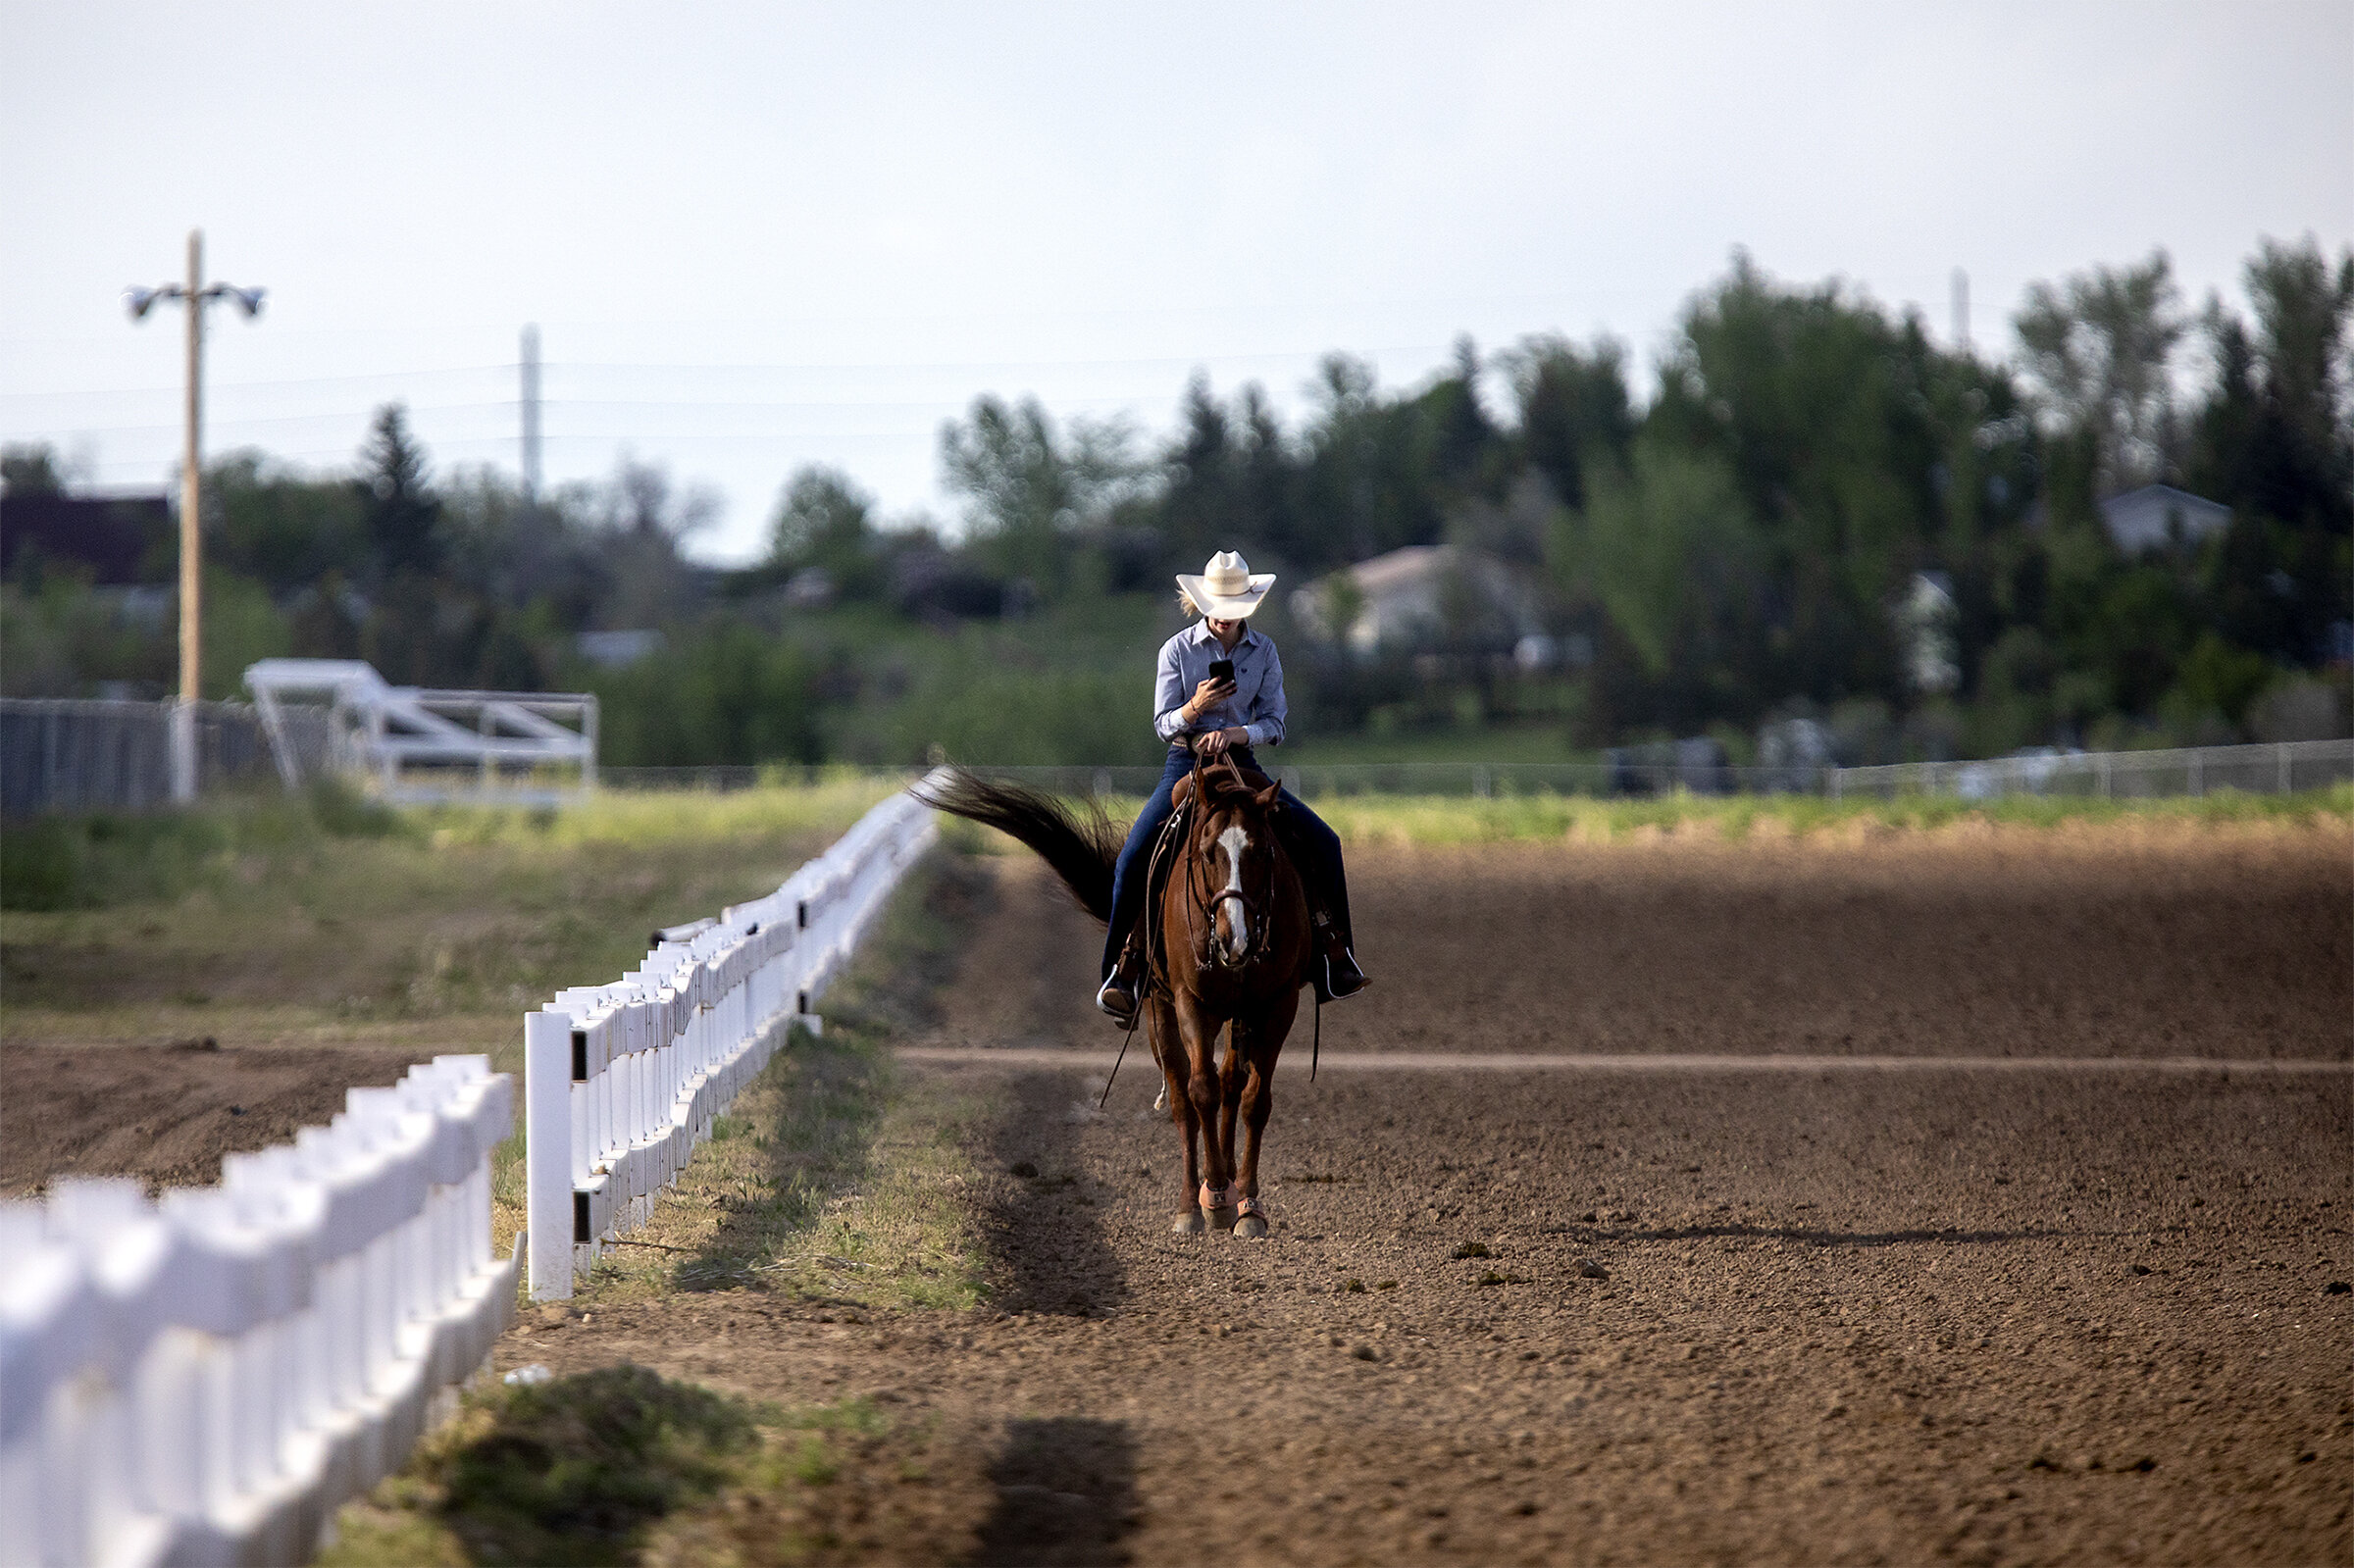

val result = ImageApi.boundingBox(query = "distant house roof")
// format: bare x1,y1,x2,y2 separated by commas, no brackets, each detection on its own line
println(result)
1292,544,1539,655
577,629,665,669
0,492,171,583
2099,484,2230,554
1348,545,1445,598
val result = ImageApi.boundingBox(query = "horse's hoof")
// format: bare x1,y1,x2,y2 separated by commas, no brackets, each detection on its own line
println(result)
1235,1214,1269,1239
1207,1206,1239,1231
1170,1210,1206,1236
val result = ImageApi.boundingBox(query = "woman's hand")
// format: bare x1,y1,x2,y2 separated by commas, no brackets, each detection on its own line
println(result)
1182,675,1236,724
1198,726,1249,757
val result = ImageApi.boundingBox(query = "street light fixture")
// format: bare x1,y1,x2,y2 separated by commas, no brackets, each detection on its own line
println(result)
126,230,265,802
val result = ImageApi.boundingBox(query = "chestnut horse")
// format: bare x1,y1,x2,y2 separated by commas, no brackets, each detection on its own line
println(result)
915,758,1311,1238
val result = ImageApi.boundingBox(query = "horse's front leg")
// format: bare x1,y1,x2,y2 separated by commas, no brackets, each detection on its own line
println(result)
1217,1026,1246,1194
1230,987,1297,1240
1175,992,1236,1228
1151,1000,1205,1236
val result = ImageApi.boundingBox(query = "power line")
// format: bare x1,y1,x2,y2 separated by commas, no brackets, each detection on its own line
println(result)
10,401,524,435
0,342,1456,404
0,365,513,401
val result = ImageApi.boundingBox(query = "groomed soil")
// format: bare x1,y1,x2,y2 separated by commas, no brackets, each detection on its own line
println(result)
504,833,2352,1566
1345,825,2351,1062
0,1040,424,1193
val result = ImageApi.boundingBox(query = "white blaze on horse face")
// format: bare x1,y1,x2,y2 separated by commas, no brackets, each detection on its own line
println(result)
1217,824,1251,958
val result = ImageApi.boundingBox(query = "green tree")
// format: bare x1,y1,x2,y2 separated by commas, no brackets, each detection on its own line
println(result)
359,403,441,582
1295,354,1448,567
768,465,884,599
1501,334,1634,510
585,621,821,766
1154,377,1305,572
2014,250,2185,493
1554,433,1762,683
940,395,1143,595
1647,254,1948,705
205,450,369,595
2,443,65,496
2183,236,2354,671
581,457,713,631
1424,334,1500,491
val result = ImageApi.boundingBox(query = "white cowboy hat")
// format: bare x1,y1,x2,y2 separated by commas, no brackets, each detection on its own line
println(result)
1176,549,1276,619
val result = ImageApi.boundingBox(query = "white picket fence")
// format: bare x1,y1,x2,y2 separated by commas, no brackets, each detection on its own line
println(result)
0,1057,517,1568
524,780,941,1301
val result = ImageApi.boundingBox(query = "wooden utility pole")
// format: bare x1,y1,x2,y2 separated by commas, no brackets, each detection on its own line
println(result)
175,229,205,800
129,231,262,802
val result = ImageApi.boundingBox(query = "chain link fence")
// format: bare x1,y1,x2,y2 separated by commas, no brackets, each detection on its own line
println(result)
9,699,2349,816
1830,739,2353,801
0,698,333,817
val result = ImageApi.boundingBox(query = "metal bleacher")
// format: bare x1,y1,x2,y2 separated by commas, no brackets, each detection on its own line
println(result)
242,659,597,806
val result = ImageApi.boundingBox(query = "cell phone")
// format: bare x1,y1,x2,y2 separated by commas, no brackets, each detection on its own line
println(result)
1208,658,1234,683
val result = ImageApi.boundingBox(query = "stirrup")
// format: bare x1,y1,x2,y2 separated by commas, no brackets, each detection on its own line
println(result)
1096,974,1139,1026
1321,947,1367,1002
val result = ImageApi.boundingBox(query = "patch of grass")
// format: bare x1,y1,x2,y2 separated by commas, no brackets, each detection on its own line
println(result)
322,1367,949,1568
1278,721,1592,765
413,771,899,854
1256,781,2354,846
0,780,401,913
2,782,885,1036
567,846,998,1313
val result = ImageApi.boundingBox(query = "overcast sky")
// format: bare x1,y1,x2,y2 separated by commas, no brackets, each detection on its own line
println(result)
4,1,2348,563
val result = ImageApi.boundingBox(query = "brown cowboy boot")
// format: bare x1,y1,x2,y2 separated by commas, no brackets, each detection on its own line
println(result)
1095,937,1146,1026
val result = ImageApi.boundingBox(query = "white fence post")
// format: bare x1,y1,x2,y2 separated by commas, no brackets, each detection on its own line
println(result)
525,1010,575,1302
522,777,943,1303
0,1058,516,1568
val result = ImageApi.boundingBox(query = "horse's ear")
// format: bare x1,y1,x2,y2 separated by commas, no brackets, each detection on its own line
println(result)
1254,780,1281,811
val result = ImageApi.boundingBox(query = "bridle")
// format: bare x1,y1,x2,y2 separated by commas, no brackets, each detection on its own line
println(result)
1180,754,1278,971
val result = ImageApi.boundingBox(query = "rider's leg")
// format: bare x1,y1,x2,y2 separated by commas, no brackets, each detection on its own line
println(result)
1277,788,1367,997
1098,748,1192,1018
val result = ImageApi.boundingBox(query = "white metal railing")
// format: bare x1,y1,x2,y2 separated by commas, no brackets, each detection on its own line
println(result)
524,780,941,1300
243,660,597,807
1831,738,2354,801
0,1056,516,1568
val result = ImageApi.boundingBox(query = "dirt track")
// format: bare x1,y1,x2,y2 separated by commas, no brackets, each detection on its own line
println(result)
500,833,2353,1566
0,1040,423,1194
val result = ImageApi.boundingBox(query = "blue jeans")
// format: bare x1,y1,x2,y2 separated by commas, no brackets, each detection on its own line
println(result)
1100,746,1349,980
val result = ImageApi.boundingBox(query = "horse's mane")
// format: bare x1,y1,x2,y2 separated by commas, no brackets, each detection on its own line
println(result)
910,769,1123,923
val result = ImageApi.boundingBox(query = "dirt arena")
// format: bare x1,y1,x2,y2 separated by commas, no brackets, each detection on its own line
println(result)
12,822,2353,1563
509,827,2352,1566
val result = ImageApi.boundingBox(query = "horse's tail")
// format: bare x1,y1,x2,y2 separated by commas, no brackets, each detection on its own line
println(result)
911,768,1121,924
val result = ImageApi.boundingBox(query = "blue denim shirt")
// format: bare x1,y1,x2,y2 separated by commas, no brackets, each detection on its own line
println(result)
1152,621,1287,749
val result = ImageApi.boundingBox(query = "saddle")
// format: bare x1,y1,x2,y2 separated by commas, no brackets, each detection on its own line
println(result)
1166,758,1273,813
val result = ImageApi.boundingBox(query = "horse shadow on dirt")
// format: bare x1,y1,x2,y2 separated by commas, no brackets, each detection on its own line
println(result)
964,1416,1140,1567
973,1070,1131,1317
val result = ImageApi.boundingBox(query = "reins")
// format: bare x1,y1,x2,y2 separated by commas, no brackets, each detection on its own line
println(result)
1178,754,1279,971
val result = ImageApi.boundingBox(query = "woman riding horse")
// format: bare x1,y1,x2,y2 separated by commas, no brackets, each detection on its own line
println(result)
1096,549,1368,1025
